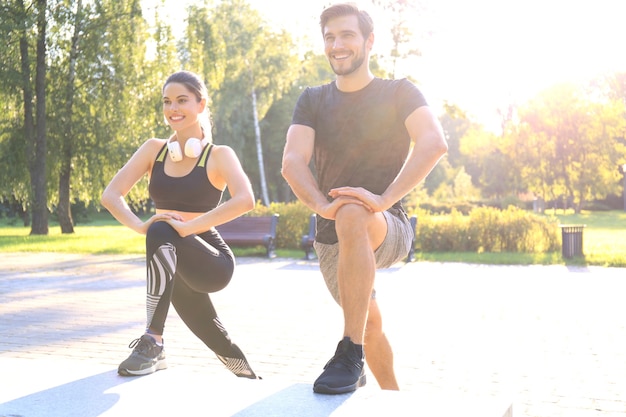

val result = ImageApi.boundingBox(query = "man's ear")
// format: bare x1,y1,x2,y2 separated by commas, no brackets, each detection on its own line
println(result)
366,32,375,51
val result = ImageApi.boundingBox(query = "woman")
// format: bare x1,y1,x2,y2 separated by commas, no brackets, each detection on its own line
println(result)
101,70,259,379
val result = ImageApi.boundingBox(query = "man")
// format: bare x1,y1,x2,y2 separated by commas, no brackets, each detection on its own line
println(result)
281,3,447,394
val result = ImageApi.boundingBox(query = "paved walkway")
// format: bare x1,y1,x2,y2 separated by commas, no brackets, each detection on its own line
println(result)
0,253,625,416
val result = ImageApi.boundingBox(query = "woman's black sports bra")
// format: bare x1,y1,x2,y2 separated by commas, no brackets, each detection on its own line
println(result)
149,142,223,213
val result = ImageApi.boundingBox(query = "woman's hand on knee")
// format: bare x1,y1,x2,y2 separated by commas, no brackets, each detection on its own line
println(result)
141,213,181,235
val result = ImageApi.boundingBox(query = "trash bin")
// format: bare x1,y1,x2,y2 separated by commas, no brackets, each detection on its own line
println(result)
559,224,585,258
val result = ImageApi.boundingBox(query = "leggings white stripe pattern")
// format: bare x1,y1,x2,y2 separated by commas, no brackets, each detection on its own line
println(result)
146,294,160,328
146,243,176,329
216,355,255,378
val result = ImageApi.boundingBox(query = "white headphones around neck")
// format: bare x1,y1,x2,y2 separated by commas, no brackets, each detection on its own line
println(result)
167,136,209,162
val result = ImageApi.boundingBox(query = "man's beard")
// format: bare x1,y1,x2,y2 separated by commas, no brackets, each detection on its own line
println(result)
330,46,366,76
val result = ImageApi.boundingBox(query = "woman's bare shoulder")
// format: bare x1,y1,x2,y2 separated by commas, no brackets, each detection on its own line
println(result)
134,137,167,155
144,137,167,148
210,143,238,159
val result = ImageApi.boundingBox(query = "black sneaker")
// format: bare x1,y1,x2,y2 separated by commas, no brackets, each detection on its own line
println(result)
118,334,167,376
216,343,261,379
313,337,366,394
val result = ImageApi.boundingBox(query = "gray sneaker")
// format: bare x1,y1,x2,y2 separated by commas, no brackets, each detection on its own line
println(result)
118,334,167,376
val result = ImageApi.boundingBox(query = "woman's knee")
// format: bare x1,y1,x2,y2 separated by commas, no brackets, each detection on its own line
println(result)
147,220,177,237
146,221,179,252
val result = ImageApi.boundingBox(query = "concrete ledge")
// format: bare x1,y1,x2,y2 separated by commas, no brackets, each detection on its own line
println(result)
0,358,513,416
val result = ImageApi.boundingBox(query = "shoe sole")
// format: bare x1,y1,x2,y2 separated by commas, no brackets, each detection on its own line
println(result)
313,374,366,395
118,359,168,376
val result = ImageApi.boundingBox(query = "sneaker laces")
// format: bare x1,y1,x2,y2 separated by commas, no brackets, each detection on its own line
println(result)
128,335,159,356
324,343,363,371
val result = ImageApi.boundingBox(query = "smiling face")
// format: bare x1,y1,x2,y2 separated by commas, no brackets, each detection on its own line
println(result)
162,82,206,131
323,14,372,77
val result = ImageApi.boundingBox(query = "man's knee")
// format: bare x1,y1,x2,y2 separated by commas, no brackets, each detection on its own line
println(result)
335,204,386,247
335,203,370,224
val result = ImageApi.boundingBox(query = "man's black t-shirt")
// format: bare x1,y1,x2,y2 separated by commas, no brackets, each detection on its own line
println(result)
291,77,428,244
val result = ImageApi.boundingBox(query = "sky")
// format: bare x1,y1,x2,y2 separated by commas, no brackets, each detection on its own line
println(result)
143,0,626,128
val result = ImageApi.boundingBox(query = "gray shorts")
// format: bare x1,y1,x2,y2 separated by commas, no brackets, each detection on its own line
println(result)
313,209,413,305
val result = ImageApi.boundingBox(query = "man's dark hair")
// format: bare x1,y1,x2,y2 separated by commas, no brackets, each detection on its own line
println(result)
319,3,374,39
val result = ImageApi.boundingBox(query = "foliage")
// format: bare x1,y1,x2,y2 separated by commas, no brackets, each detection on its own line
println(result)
415,206,560,253
0,0,159,233
1,0,625,240
437,76,626,214
245,200,313,249
180,0,300,205
505,83,626,212
0,2,31,214
260,52,336,203
452,167,480,200
439,102,471,167
370,0,423,79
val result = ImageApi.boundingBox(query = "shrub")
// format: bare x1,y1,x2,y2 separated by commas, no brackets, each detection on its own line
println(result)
419,201,475,215
245,202,560,253
414,206,559,253
248,200,313,249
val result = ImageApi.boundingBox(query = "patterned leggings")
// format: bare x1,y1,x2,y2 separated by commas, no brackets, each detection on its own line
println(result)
145,221,257,378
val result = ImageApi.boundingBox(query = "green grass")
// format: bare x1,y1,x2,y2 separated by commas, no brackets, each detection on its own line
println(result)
0,213,302,258
0,224,145,254
1,210,625,267
546,210,626,267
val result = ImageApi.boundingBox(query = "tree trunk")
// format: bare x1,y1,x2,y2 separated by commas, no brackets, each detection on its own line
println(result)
58,0,83,234
30,0,48,235
57,169,73,233
17,0,41,233
251,87,270,206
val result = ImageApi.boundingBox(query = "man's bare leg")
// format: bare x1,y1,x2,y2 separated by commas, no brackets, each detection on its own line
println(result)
313,205,387,394
335,205,384,343
365,298,400,390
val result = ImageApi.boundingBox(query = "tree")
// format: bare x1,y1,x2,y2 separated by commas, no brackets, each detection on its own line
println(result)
439,102,470,167
453,166,480,201
371,0,424,79
31,0,48,234
261,52,336,202
7,0,51,234
1,0,157,229
46,0,153,226
55,0,84,233
458,124,513,199
0,1,32,224
510,83,626,212
181,0,299,205
249,70,269,205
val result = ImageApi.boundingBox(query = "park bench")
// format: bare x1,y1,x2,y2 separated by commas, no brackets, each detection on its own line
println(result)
301,214,418,263
301,214,317,260
216,214,279,258
406,214,417,262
